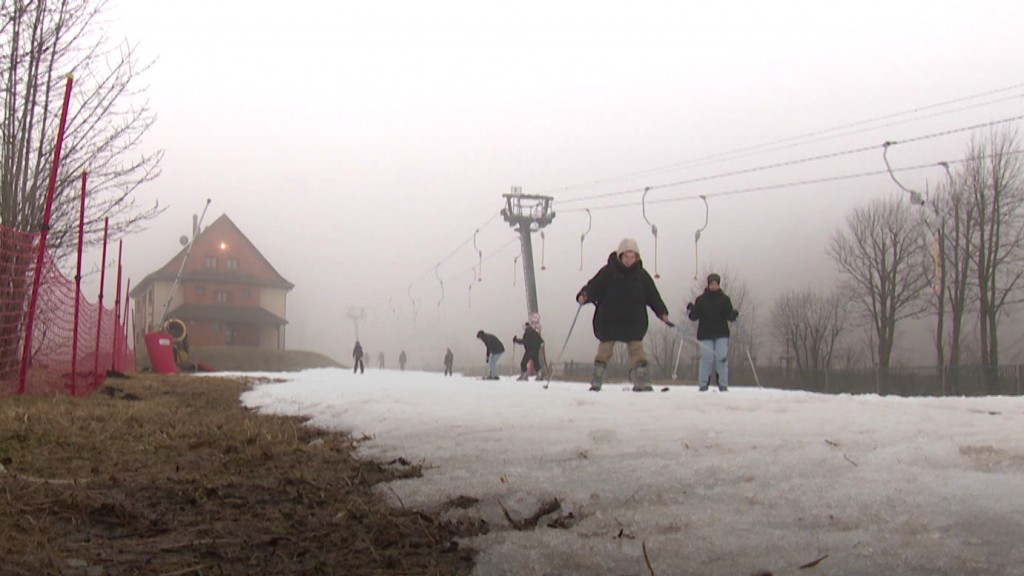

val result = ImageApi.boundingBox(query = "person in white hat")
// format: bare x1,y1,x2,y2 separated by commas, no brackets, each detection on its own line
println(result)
576,238,671,392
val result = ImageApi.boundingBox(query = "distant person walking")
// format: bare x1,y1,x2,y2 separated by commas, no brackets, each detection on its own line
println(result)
513,322,544,380
577,238,671,392
444,348,454,376
378,351,385,369
352,341,365,374
399,350,407,371
687,273,738,392
476,330,505,380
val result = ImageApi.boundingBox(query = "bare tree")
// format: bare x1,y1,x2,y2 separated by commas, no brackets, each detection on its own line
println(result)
929,163,978,392
829,196,930,369
769,288,848,384
1,0,162,370
1,0,163,255
965,129,1024,392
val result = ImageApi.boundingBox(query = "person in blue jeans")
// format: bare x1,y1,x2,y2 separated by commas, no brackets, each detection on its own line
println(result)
476,330,505,380
686,273,738,391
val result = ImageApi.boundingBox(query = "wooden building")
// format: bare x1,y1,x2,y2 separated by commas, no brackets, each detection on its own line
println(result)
130,214,293,350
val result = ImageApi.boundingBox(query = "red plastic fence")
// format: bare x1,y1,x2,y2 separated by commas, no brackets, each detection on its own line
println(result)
0,224,132,396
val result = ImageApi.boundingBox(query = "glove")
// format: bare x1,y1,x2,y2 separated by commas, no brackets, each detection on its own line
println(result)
729,309,739,321
686,302,693,311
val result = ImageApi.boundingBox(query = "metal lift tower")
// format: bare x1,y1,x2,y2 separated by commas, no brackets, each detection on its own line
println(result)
501,187,555,319
347,306,366,340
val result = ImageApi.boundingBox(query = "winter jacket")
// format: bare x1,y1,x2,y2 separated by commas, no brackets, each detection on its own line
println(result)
444,350,454,366
577,252,669,342
352,342,363,360
688,288,737,340
478,332,505,356
513,325,544,352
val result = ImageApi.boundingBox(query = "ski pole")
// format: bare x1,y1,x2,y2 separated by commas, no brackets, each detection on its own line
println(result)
539,344,555,389
735,320,762,388
671,323,686,380
553,304,583,364
545,304,584,388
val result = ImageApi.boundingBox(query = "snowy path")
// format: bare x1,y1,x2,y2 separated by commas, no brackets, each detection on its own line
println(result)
239,368,1024,576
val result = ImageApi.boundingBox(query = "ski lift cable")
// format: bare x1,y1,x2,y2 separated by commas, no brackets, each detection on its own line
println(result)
694,195,709,280
556,149,1024,215
435,264,445,314
579,208,592,271
542,84,1024,198
641,186,660,278
555,114,1024,208
882,141,925,205
474,229,483,282
376,211,502,310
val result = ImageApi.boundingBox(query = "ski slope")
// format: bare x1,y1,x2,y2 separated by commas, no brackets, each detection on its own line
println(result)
237,368,1024,576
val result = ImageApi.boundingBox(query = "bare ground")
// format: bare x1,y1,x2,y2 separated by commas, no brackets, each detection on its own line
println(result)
0,373,475,575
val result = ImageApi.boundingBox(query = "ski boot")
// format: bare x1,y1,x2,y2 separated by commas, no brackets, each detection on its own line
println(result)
589,361,606,391
716,373,727,392
631,361,653,392
517,372,529,381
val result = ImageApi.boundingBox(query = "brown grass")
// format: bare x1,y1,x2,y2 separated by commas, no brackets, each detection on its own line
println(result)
0,373,474,575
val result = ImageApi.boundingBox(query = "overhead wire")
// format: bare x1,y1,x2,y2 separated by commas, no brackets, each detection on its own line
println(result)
542,83,1024,198
556,114,1024,208
370,90,1024,330
558,149,1024,214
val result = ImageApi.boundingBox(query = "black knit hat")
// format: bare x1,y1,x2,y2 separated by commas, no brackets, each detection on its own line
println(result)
707,273,721,285
476,330,484,338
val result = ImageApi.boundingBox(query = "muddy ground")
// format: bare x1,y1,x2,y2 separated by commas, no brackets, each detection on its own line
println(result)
0,374,475,575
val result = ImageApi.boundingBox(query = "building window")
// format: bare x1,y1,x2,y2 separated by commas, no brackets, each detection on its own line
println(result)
216,291,229,303
226,257,239,270
194,286,206,296
205,256,217,269
240,288,251,299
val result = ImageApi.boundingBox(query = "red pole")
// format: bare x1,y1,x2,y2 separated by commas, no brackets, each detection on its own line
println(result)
93,218,109,379
18,74,74,394
122,278,131,372
70,170,88,395
111,240,122,372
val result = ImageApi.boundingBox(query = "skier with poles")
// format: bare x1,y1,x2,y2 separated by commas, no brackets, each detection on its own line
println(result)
686,272,738,391
576,238,671,392
513,321,544,380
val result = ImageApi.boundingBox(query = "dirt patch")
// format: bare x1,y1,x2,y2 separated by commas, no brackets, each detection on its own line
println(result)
0,374,474,575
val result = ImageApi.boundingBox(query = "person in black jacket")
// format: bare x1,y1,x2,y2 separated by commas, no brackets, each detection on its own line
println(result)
443,348,454,376
576,238,671,392
687,273,738,391
352,341,365,374
476,330,505,380
513,322,544,380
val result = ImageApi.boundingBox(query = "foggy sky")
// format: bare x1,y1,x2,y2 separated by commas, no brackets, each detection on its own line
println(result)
95,0,1024,367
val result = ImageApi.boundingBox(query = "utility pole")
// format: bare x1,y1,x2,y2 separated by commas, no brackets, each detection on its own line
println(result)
501,187,555,318
347,306,365,340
